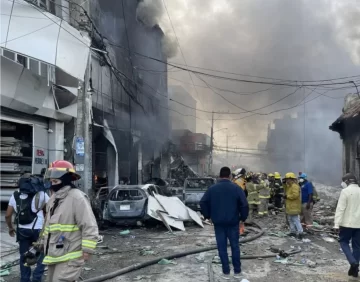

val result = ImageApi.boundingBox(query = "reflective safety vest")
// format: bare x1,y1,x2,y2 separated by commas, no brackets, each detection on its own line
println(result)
258,183,271,199
246,182,260,205
42,186,99,265
233,177,246,191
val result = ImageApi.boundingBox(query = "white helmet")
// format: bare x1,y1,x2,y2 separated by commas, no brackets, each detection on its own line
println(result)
234,168,246,178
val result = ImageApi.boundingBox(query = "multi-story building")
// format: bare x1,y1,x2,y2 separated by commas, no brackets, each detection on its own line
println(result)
0,0,169,199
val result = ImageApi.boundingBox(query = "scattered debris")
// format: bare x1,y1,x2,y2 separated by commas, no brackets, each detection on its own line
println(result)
133,275,152,280
274,258,304,266
140,250,156,256
0,269,10,276
322,237,336,243
157,259,177,265
268,231,287,238
84,267,93,271
240,279,250,282
302,239,311,243
306,259,317,268
195,253,205,263
119,230,130,235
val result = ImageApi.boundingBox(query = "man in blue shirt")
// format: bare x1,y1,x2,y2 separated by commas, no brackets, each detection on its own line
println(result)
200,167,249,279
299,173,313,227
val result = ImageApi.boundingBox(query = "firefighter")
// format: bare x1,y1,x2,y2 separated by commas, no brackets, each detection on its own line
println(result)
233,168,246,191
273,172,284,210
42,160,99,282
268,173,275,204
258,175,271,216
245,174,261,223
232,168,247,234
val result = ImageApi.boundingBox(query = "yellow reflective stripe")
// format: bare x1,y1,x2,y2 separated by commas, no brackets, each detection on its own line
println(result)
249,191,258,194
43,251,82,264
259,196,270,199
82,239,97,249
45,224,79,232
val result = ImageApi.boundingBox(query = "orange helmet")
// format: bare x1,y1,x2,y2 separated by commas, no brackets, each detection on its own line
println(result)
44,160,81,181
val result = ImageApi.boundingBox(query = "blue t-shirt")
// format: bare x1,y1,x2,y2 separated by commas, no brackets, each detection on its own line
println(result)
301,181,313,203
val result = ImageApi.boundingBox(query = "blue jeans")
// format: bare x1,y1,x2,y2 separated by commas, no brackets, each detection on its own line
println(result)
287,215,303,234
339,227,360,265
18,228,45,282
214,224,241,274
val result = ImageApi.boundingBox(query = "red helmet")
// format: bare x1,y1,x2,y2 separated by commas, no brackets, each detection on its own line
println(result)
44,160,81,181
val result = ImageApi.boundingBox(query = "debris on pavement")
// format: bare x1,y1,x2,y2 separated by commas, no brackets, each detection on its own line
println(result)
274,258,305,266
302,238,311,243
133,275,152,280
157,259,177,265
268,231,287,238
119,230,131,235
322,237,336,243
0,269,10,277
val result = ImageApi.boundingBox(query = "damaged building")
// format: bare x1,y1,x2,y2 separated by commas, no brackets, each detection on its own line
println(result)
0,0,170,200
330,94,360,180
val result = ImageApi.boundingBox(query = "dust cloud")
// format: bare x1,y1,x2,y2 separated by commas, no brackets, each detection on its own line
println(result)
163,0,360,185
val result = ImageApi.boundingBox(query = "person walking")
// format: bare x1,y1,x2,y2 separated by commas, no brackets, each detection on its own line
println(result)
5,174,49,282
283,172,303,239
334,173,360,278
42,160,99,282
273,172,284,210
200,167,249,279
299,173,314,228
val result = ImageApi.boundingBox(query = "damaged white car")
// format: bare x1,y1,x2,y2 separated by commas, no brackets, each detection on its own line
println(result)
93,184,203,231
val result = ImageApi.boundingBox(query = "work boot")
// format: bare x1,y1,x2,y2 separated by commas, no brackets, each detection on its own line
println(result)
297,233,304,240
349,263,359,277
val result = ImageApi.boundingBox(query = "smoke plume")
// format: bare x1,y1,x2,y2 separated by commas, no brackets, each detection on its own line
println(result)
161,34,178,58
136,0,164,28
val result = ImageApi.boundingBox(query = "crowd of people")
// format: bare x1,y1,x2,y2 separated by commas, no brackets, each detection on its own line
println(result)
200,167,360,279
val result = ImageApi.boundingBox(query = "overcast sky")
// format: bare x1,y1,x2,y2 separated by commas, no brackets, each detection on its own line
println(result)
149,0,360,151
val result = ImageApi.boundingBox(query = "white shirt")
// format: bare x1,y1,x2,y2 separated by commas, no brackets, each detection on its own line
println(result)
334,183,360,229
8,192,50,230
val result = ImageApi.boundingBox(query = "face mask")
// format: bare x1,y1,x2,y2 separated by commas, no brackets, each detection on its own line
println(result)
341,181,347,189
299,178,304,183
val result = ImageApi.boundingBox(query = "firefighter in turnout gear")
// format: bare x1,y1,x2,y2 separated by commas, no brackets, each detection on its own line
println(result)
268,173,275,204
233,168,247,198
258,176,271,216
273,172,284,210
245,174,261,223
42,160,99,282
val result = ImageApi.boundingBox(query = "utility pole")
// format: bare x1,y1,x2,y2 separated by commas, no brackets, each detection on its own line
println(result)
75,57,92,195
208,112,214,175
226,134,228,163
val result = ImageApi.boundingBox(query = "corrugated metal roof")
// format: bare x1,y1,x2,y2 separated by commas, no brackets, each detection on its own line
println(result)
330,97,360,132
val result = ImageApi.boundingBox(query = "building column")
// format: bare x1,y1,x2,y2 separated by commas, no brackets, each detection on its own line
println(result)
48,120,64,163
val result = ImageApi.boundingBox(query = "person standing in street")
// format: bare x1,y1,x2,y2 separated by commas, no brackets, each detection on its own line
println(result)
299,173,313,228
283,172,303,239
200,167,249,279
42,160,99,282
243,174,260,223
334,173,360,278
5,174,49,282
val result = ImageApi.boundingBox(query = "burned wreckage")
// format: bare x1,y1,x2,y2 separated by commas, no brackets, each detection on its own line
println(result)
92,154,211,231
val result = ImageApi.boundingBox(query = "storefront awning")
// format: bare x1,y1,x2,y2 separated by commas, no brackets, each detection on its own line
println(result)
1,0,90,80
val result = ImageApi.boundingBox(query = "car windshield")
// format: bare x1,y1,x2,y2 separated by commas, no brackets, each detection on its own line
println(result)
186,179,214,189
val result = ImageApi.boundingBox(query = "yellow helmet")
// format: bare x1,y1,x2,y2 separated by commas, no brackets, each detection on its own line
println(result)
268,173,274,177
284,172,297,179
274,172,281,179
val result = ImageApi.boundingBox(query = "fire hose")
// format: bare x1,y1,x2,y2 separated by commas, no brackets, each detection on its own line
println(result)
83,222,301,282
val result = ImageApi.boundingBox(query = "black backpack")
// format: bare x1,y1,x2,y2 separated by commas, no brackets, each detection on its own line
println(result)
14,175,46,227
14,191,39,225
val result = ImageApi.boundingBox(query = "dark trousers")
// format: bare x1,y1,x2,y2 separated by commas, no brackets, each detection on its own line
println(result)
18,228,45,282
214,224,241,274
339,227,360,265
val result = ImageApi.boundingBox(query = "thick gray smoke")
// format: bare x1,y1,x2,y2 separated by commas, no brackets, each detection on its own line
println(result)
161,34,178,58
136,0,178,58
136,0,164,28
165,0,360,184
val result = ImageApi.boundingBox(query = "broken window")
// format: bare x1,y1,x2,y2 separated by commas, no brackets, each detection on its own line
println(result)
110,189,144,201
17,54,28,68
